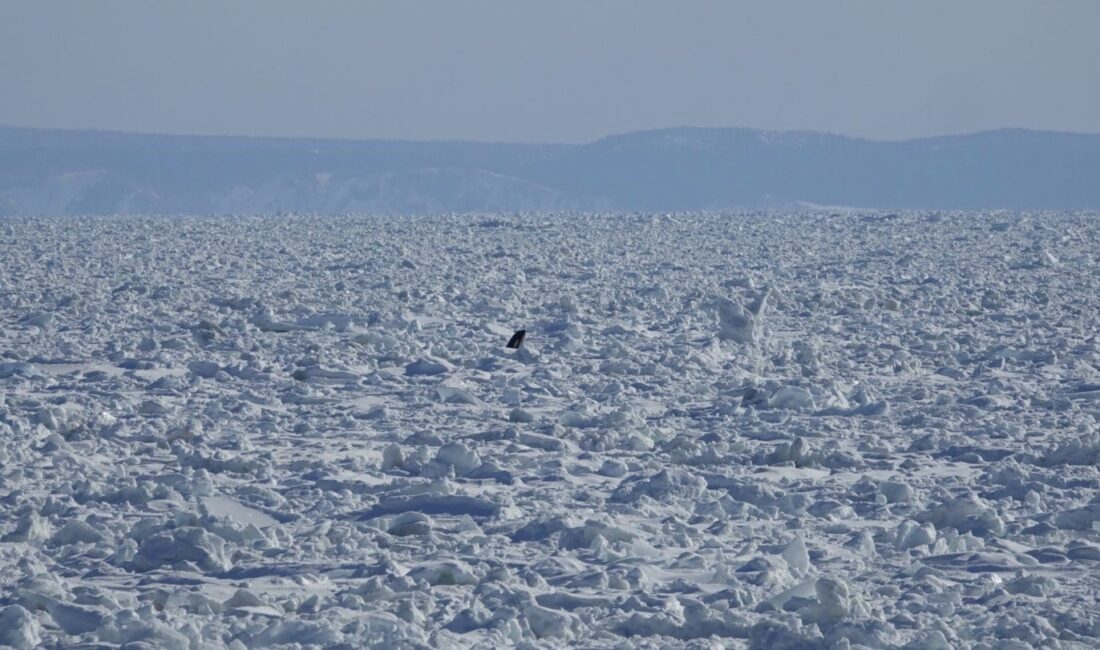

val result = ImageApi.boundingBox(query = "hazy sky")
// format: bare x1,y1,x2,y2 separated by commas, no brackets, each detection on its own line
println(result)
3,1,1099,143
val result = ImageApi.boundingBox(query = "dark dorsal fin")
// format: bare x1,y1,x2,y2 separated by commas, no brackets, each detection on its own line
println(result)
506,329,526,349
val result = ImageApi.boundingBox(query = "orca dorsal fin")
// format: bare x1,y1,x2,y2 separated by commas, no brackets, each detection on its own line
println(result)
506,329,526,349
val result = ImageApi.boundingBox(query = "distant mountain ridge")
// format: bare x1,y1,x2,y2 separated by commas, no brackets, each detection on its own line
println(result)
2,125,1098,215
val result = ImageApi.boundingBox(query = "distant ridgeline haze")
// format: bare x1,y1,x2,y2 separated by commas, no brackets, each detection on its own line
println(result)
1,125,1098,215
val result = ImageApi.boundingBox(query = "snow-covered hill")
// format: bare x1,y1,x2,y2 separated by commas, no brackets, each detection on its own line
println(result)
2,125,1099,215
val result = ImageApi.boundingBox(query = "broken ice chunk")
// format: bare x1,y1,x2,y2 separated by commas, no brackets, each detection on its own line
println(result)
781,536,811,575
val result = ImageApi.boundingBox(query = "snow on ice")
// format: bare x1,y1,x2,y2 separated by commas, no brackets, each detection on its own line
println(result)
0,211,1099,648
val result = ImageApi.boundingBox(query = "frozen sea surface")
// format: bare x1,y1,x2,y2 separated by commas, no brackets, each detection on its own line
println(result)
1,212,1099,648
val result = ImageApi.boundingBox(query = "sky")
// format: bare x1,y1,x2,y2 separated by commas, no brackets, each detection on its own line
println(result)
2,1,1099,143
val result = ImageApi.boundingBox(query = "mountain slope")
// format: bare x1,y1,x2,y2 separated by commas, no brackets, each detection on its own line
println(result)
524,127,1100,210
1,125,1098,214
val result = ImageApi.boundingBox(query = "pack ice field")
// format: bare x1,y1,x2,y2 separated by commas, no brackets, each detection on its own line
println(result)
1,212,1099,649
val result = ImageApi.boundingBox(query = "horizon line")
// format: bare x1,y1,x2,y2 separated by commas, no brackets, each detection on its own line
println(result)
4,122,1100,148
